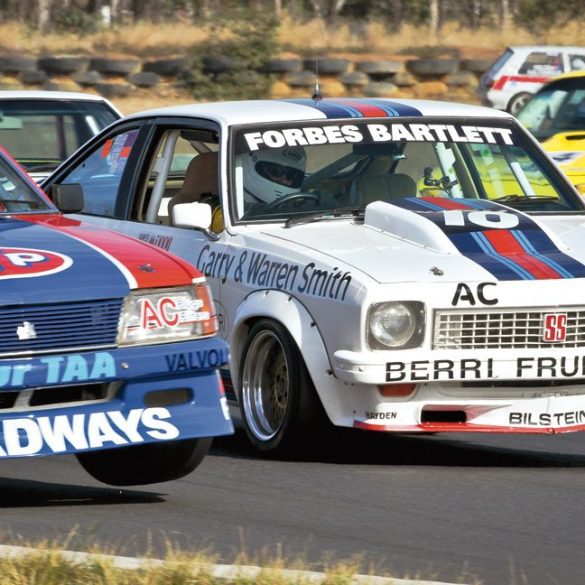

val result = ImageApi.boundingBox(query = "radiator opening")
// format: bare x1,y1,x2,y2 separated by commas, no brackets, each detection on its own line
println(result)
421,409,467,424
0,392,18,409
30,383,108,406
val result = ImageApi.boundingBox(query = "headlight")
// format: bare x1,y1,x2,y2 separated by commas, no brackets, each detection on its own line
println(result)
367,301,425,349
118,283,217,346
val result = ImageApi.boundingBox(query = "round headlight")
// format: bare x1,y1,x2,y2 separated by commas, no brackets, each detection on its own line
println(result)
368,302,424,349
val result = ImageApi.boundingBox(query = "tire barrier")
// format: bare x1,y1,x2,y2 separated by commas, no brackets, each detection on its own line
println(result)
0,52,494,103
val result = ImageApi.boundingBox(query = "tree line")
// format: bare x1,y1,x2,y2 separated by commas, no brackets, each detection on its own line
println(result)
0,0,580,34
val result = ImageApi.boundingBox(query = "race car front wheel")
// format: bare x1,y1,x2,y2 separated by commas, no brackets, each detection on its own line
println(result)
76,437,212,486
239,318,326,455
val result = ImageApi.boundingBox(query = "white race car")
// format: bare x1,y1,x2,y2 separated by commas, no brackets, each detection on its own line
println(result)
43,97,585,453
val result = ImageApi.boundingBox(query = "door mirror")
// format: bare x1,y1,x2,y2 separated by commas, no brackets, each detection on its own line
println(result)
50,183,84,213
172,201,212,229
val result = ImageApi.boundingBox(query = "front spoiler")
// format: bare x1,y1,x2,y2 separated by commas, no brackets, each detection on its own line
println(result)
0,338,234,458
352,393,585,434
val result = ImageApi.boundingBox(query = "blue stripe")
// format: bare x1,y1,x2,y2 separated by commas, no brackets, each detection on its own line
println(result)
392,197,482,212
284,99,362,119
391,197,444,211
283,98,422,119
512,229,583,278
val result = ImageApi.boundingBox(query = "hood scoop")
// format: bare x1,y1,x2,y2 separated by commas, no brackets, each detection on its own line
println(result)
364,200,459,254
363,197,585,282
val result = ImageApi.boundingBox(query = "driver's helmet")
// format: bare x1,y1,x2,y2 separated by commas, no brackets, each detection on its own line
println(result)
244,147,307,203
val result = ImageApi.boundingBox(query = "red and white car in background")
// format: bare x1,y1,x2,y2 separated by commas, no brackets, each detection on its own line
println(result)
478,46,585,114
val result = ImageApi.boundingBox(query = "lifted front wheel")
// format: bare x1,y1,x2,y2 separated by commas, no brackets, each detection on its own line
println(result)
76,438,212,486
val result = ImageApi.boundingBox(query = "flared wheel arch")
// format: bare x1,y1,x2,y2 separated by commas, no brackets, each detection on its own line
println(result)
229,291,333,416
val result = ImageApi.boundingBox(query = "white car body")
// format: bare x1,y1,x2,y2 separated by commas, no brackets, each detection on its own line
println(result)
42,97,585,452
478,46,585,114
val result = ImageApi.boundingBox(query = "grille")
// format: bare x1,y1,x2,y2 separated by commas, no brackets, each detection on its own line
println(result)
0,299,123,356
433,307,585,350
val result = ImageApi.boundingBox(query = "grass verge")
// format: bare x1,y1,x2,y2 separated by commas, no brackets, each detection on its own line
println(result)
0,541,478,585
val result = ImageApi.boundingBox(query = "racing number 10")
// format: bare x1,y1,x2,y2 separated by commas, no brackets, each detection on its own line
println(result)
442,209,520,229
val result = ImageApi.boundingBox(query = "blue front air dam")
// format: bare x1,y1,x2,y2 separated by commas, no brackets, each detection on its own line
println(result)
0,337,233,458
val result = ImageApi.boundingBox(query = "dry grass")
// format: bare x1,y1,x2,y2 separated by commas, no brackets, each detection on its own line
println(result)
277,17,585,57
0,16,581,60
0,540,430,585
0,15,580,115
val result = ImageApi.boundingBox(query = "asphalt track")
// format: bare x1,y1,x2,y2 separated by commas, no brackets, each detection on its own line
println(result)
1,424,584,585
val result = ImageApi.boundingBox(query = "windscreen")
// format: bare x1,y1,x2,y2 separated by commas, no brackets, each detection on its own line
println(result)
0,153,51,213
231,117,582,223
517,78,585,140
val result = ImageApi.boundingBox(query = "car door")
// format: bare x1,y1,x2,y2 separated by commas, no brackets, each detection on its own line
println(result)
45,119,152,220
44,116,231,342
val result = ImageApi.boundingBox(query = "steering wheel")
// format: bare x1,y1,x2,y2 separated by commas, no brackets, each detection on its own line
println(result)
266,191,320,209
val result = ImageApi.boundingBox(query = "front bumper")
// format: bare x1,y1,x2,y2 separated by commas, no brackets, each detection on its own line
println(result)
0,338,233,458
334,347,585,434
353,392,585,435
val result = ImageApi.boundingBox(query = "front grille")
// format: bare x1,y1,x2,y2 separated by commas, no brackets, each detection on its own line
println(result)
433,307,585,350
0,299,123,356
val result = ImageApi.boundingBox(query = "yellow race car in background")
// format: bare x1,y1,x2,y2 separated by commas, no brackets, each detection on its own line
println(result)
517,71,585,193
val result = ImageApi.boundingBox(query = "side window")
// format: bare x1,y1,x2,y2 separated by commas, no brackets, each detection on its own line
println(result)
518,52,563,76
62,129,139,217
134,128,220,230
554,89,585,130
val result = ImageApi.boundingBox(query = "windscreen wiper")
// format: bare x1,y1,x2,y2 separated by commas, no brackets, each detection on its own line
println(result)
284,207,364,228
491,194,560,204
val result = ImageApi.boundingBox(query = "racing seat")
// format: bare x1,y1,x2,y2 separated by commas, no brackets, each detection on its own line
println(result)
351,172,417,206
168,151,219,225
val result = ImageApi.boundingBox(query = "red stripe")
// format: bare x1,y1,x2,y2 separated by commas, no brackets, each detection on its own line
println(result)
483,229,562,279
26,215,199,289
101,139,113,157
492,74,549,90
419,196,472,210
353,420,585,434
332,99,389,118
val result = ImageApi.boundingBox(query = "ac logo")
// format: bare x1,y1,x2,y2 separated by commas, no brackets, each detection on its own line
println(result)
451,282,498,306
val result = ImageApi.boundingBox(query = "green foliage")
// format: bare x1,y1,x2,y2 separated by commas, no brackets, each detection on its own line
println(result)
514,0,581,32
53,6,99,35
183,8,279,101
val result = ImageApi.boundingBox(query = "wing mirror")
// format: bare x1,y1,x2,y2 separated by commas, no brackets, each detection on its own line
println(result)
50,183,84,213
172,201,213,230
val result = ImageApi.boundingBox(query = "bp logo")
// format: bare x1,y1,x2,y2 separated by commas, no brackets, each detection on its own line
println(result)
0,247,73,278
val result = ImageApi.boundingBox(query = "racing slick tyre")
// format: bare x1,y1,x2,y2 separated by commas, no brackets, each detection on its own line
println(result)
76,437,212,486
507,92,531,115
239,318,328,455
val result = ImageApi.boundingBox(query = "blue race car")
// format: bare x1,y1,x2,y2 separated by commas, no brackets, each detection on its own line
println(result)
0,145,232,485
